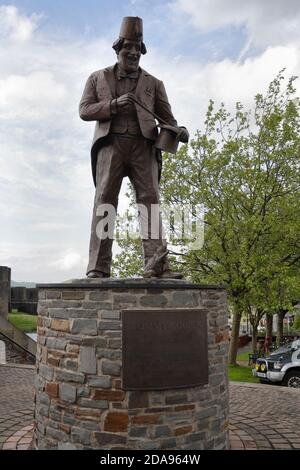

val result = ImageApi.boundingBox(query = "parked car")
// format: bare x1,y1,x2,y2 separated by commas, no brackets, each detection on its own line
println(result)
252,339,300,388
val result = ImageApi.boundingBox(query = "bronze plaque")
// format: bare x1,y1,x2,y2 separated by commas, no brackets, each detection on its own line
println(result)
122,309,208,390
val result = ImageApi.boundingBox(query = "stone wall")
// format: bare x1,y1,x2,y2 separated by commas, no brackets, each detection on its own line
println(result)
34,279,229,450
0,266,11,319
11,287,38,315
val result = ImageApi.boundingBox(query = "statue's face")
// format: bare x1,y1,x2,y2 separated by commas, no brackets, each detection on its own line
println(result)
118,39,142,72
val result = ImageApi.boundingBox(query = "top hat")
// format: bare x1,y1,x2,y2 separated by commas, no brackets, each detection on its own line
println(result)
113,16,147,54
119,16,143,41
155,125,181,154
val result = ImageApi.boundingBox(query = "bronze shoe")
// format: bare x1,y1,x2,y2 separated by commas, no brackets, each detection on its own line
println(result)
158,270,183,279
86,271,110,279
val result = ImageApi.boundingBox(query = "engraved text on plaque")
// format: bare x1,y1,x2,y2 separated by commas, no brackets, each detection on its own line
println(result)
122,309,208,390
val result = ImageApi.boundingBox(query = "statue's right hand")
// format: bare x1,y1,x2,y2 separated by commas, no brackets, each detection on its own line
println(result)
116,93,136,110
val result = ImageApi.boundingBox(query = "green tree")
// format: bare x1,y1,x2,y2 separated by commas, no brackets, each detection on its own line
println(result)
293,309,300,331
112,237,143,277
115,71,300,364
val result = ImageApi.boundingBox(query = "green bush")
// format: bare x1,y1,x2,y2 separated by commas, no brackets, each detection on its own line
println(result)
293,314,300,331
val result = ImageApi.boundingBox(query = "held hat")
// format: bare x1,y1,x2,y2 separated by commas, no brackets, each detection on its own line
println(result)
113,16,147,54
155,125,181,154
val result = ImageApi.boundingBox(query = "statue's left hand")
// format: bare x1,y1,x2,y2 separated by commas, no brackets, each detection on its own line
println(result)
177,127,189,143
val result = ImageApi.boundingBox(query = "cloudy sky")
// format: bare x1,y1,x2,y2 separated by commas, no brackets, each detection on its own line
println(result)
1,0,300,283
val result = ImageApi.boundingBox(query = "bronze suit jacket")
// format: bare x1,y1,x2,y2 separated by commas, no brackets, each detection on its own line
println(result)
79,64,177,186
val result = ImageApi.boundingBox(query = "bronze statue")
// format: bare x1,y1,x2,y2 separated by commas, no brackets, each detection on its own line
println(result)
80,16,189,279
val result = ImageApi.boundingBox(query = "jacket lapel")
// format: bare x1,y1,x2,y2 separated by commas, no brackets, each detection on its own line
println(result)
135,68,152,104
102,66,152,103
103,65,116,98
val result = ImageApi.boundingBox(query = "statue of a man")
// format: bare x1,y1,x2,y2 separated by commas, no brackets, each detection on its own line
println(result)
80,16,189,279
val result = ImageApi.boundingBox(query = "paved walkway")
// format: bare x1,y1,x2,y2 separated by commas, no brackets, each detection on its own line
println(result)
229,382,300,450
0,365,34,450
1,365,300,450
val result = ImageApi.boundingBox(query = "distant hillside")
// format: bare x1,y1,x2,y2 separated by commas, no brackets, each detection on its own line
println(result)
11,281,37,288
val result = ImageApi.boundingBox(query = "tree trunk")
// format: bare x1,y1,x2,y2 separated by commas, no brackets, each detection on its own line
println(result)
266,313,273,339
276,310,286,347
228,309,241,365
251,327,258,354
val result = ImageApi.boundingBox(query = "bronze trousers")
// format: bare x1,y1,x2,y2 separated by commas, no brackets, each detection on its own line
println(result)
87,135,168,275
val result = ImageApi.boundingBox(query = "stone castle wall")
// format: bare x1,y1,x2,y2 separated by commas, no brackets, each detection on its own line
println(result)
0,266,11,319
11,287,38,315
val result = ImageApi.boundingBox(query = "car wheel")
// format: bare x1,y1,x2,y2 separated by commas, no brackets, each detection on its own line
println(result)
283,371,300,388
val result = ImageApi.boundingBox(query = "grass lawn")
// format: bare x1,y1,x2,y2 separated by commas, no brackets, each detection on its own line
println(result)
8,311,37,333
236,351,252,362
228,364,260,383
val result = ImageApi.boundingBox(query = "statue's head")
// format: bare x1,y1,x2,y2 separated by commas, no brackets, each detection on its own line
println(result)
113,17,147,72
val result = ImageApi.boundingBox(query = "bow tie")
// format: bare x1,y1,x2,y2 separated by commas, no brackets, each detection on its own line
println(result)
118,70,139,80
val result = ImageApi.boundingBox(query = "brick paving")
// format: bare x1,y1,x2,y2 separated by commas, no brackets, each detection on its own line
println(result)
1,365,300,450
229,382,300,450
0,365,35,451
1,424,34,450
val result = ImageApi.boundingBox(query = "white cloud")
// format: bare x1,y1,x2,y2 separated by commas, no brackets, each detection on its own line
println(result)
0,5,40,42
50,252,83,271
30,222,73,231
173,0,300,50
0,243,87,282
0,7,114,282
142,43,300,136
0,72,67,119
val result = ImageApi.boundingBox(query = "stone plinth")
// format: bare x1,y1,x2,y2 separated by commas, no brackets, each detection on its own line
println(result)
34,279,229,450
0,266,11,319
